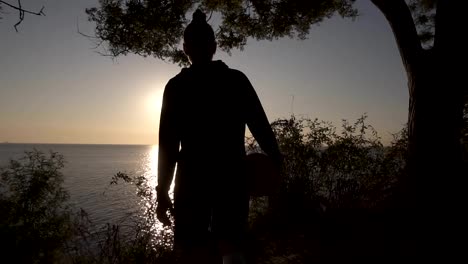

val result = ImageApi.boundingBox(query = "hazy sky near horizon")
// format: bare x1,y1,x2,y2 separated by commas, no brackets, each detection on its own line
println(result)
0,0,407,145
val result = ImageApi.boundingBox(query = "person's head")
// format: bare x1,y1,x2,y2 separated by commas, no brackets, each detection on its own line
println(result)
183,9,216,64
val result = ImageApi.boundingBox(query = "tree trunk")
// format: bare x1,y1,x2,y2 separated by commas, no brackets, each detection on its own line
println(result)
406,49,464,206
405,49,465,260
371,0,465,257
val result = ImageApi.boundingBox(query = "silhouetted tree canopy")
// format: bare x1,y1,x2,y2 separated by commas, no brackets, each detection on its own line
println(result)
85,1,445,63
86,0,358,66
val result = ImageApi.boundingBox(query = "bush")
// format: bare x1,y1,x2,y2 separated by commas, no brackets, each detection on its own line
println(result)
0,151,175,264
0,150,73,263
244,115,408,262
247,115,407,228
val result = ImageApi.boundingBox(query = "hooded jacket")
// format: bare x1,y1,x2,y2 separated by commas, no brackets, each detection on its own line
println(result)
157,60,279,203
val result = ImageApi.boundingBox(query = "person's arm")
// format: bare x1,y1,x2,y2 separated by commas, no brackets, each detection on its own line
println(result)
157,80,179,193
243,74,282,165
156,81,179,225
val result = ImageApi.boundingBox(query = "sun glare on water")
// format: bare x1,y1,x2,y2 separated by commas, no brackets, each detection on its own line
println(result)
133,83,176,247
138,145,175,248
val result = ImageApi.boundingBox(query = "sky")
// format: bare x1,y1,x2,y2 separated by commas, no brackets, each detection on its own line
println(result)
0,0,408,145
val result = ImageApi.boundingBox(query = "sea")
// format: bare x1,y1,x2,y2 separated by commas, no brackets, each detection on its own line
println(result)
0,143,164,227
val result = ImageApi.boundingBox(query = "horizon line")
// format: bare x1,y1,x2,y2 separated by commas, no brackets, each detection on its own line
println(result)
0,142,156,146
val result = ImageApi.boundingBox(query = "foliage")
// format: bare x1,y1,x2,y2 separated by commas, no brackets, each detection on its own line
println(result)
0,150,73,264
0,150,174,264
248,114,407,212
84,0,442,62
85,0,358,66
246,115,407,262
85,0,191,65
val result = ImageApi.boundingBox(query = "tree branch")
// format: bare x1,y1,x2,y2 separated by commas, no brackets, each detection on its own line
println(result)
370,0,422,75
0,0,45,31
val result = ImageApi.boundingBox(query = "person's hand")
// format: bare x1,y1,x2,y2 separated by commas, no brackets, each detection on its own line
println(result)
156,188,173,227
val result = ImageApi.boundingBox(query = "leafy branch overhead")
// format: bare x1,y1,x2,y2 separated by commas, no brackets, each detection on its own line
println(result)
85,0,358,66
0,0,45,31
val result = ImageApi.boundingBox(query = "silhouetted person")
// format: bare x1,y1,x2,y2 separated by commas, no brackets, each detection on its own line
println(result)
156,9,281,264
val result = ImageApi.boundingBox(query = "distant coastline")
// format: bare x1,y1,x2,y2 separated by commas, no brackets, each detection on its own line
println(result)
0,142,153,146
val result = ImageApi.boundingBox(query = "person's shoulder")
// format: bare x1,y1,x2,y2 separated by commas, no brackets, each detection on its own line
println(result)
165,68,190,89
170,68,190,83
225,67,250,83
210,60,246,78
227,68,245,76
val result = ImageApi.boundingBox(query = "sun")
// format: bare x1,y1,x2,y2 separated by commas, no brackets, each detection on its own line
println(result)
146,89,164,116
